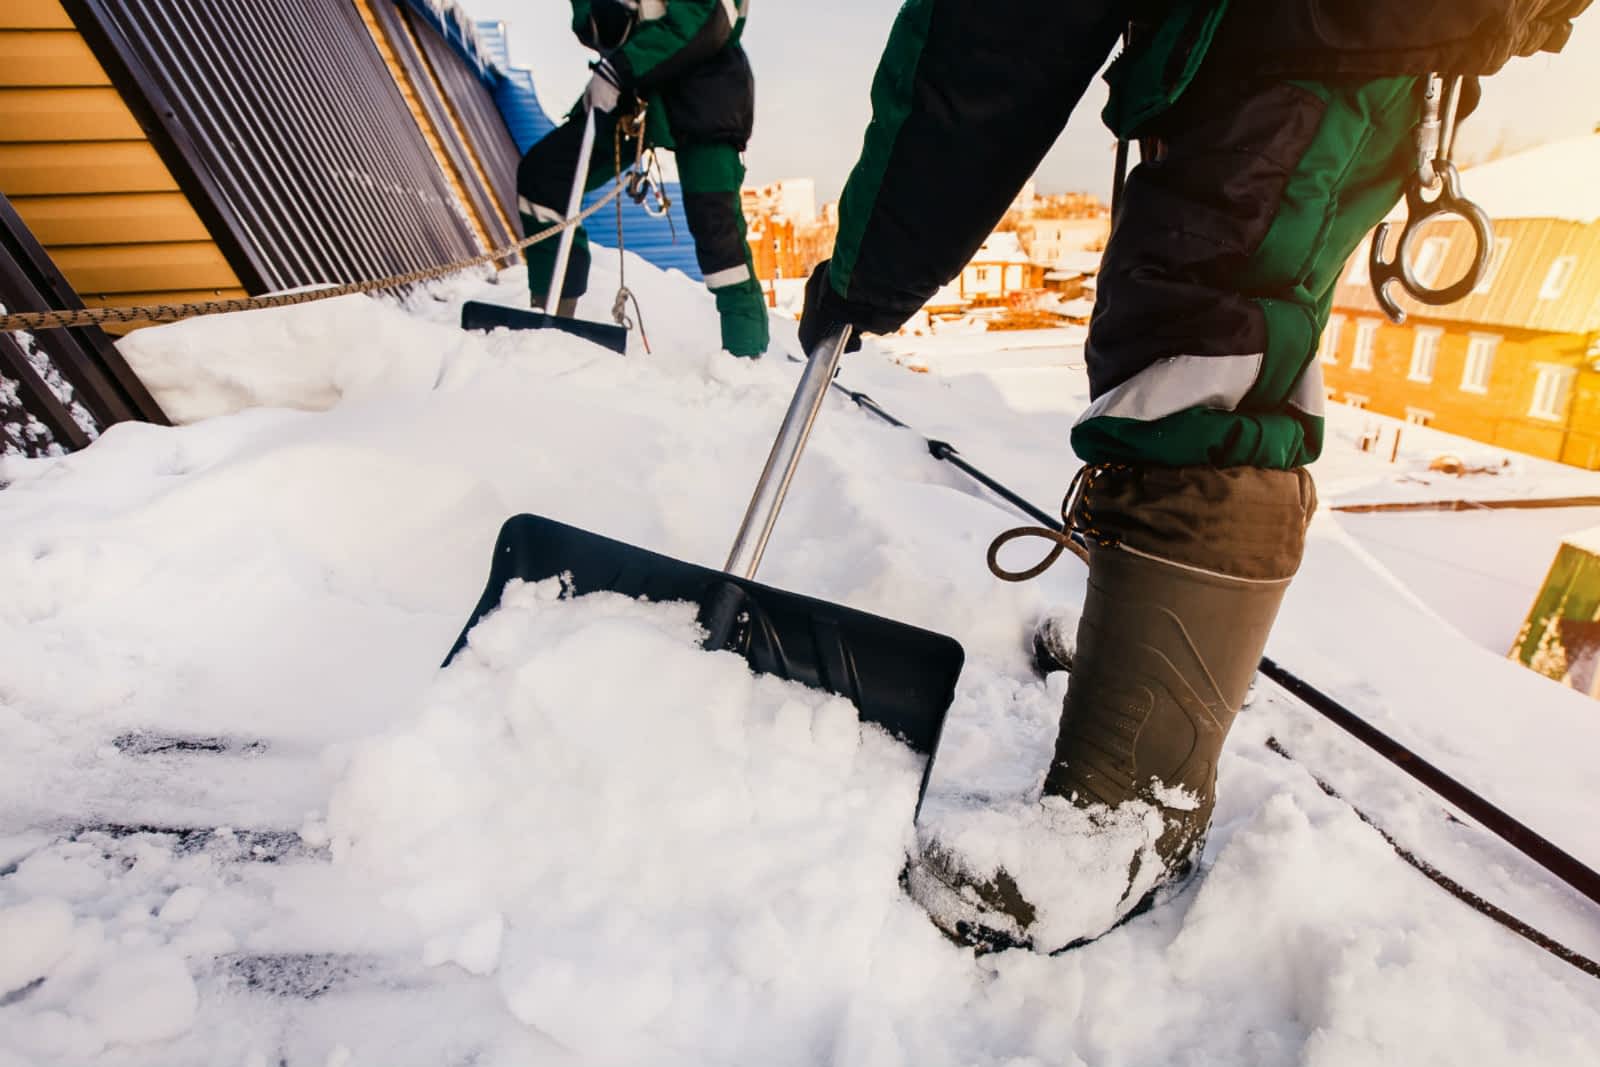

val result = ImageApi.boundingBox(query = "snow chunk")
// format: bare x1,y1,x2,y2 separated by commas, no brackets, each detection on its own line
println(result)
74,950,198,1046
913,793,1170,952
325,579,925,1059
0,899,75,997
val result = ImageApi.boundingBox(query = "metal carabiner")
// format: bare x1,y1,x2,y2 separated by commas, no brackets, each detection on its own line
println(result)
1370,162,1494,323
1368,74,1495,324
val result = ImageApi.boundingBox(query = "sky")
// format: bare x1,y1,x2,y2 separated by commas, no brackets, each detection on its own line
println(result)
457,1,1600,203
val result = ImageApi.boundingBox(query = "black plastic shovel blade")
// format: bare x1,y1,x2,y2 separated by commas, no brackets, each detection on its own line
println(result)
443,514,964,759
462,300,628,355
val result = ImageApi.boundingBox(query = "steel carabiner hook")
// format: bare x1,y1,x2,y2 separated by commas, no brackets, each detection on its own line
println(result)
1369,74,1494,324
1369,162,1494,324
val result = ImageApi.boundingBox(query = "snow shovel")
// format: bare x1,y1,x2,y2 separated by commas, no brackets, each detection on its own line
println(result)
462,103,628,355
442,327,964,793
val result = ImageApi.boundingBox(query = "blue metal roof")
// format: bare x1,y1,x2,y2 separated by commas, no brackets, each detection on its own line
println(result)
492,66,558,153
583,183,703,283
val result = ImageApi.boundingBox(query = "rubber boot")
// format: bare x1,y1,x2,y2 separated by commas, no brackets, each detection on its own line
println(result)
907,464,1317,953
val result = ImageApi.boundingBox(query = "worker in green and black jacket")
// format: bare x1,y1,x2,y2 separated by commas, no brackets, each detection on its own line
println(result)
798,0,1590,953
518,0,767,357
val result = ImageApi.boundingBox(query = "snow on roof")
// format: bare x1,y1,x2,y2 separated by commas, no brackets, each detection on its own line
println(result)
1047,250,1103,275
1563,525,1600,554
1385,133,1600,224
972,231,1031,265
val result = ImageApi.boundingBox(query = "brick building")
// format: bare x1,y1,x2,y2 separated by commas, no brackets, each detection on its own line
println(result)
1320,133,1600,467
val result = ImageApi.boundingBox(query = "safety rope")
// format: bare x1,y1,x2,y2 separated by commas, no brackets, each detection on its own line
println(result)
0,185,626,334
827,376,1600,978
611,111,651,354
1266,738,1600,982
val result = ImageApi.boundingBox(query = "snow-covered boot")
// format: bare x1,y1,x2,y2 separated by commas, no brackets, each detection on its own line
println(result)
907,464,1316,953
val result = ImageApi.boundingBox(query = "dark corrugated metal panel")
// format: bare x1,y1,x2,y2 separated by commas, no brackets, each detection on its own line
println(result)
401,4,521,232
63,0,484,295
365,0,513,257
398,0,493,77
1,190,168,458
584,182,705,283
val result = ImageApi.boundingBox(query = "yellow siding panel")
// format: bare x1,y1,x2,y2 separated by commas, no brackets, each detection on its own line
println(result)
52,242,241,296
0,140,179,195
0,30,111,88
13,192,211,245
1,0,77,31
0,86,145,141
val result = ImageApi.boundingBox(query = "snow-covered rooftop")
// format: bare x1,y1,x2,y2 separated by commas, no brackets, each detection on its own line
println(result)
2,253,1597,1063
971,230,1032,265
1387,132,1600,224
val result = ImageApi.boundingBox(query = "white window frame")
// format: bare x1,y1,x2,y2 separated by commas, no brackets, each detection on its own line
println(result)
1319,314,1345,365
1351,318,1380,371
1460,333,1499,395
1540,256,1577,301
1344,393,1370,410
1408,327,1442,383
1405,407,1434,426
1473,237,1512,295
1413,237,1451,289
1529,364,1577,422
974,267,991,284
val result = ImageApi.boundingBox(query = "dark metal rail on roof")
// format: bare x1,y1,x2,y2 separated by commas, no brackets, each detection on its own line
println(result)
1,192,168,459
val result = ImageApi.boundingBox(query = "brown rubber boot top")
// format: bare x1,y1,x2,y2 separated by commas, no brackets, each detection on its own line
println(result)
1047,464,1317,868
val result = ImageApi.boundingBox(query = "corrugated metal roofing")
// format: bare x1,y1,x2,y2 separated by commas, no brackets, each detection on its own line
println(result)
62,0,485,294
471,20,556,152
398,0,495,79
584,183,704,283
398,5,521,235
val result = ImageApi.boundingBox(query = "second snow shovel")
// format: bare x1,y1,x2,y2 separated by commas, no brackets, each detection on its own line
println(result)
443,327,964,794
463,103,628,355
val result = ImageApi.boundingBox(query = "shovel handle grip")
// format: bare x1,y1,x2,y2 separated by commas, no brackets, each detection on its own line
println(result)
723,326,855,579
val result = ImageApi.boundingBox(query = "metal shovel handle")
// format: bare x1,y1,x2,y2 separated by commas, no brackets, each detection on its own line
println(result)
723,326,854,579
546,104,599,312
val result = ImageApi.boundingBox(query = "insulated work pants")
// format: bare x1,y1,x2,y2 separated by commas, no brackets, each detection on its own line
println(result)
515,107,769,357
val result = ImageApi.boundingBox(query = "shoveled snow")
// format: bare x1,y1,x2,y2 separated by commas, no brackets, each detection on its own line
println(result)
2,250,1598,1065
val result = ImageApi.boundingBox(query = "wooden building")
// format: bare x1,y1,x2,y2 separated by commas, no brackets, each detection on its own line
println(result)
1321,133,1600,468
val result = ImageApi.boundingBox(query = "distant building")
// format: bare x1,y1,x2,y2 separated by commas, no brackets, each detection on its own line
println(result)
1016,216,1110,269
743,179,835,299
956,232,1041,306
1321,133,1600,468
741,178,817,226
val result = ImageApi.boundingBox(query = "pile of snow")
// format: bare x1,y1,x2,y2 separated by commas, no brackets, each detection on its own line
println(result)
2,249,1598,1065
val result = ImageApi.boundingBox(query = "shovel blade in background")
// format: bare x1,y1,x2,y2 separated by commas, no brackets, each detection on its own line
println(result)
442,514,965,759
462,300,628,355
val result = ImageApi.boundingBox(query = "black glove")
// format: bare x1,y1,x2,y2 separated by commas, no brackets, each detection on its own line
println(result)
798,260,867,356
